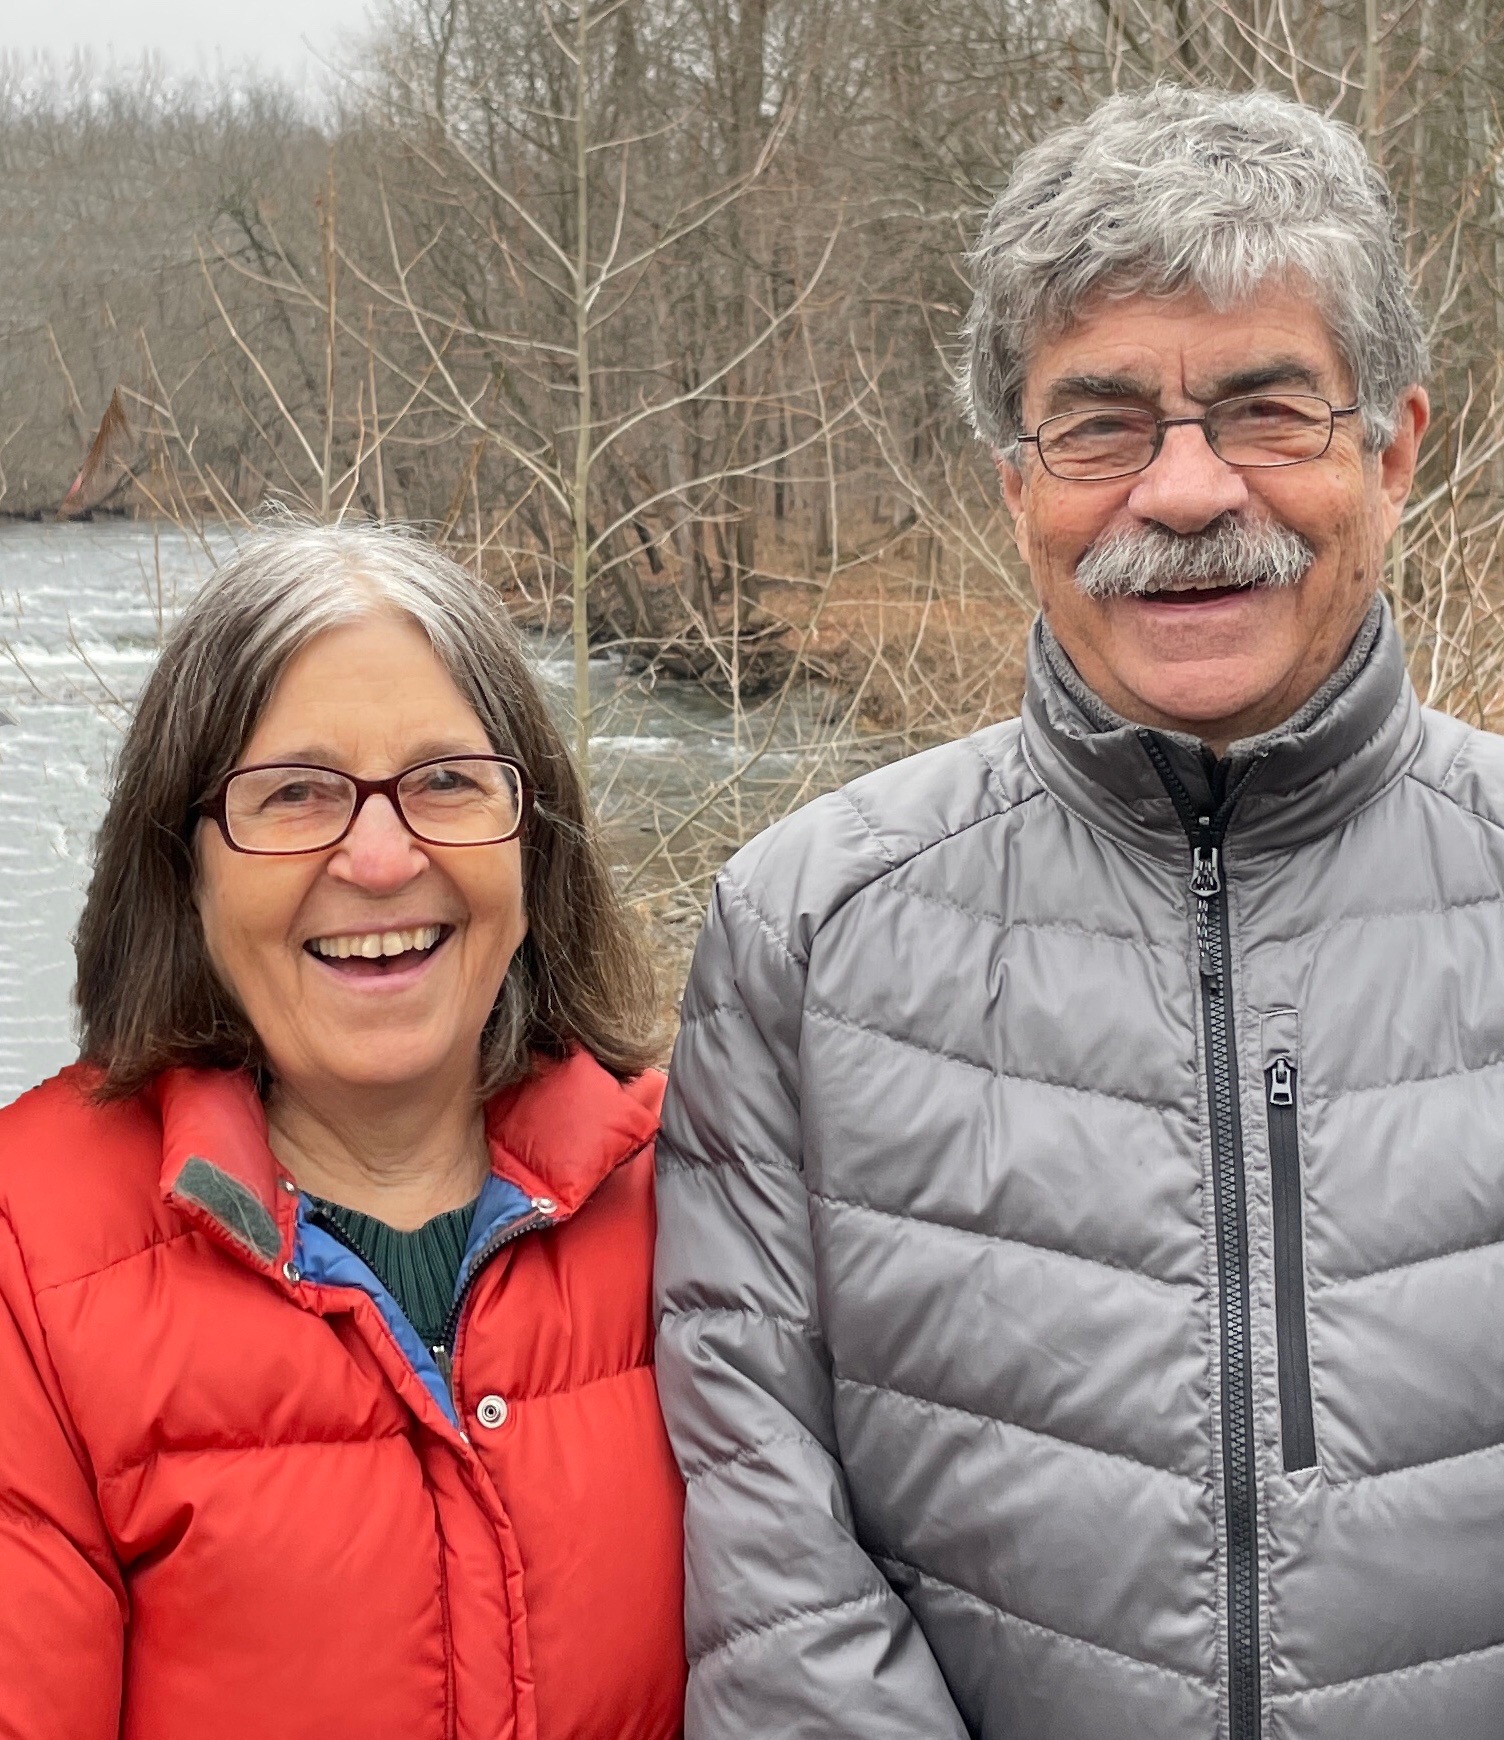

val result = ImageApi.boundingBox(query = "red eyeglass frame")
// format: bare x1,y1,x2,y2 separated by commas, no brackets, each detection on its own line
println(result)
192,754,535,855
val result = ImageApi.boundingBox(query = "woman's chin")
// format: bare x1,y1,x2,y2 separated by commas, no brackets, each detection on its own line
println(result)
277,1027,483,1098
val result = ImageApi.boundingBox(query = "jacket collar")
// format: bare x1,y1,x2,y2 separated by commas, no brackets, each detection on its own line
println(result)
157,1068,289,1267
481,1050,662,1216
1019,595,1424,861
157,1050,662,1268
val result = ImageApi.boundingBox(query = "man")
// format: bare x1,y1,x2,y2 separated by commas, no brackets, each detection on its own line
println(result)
654,85,1504,1739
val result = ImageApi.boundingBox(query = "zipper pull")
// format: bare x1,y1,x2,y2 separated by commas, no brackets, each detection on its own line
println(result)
1190,831,1221,981
1190,841,1221,898
1268,1057,1295,1106
431,1342,455,1403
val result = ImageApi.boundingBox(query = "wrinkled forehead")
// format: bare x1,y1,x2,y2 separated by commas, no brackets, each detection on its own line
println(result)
1020,277,1355,415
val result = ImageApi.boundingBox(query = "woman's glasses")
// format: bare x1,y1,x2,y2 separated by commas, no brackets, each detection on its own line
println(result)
1018,393,1361,482
195,755,532,855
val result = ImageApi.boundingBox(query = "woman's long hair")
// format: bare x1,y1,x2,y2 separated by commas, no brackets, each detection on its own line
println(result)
75,517,658,1099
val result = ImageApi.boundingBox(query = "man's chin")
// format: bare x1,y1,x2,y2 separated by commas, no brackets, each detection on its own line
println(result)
1116,660,1294,738
1085,591,1295,732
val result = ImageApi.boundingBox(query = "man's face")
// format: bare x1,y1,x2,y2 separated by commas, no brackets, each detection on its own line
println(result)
999,282,1428,746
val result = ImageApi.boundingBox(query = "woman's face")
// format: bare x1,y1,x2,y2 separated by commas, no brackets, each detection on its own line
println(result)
196,611,528,1100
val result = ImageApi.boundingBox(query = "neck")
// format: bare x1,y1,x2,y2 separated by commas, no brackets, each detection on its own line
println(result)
266,1065,490,1230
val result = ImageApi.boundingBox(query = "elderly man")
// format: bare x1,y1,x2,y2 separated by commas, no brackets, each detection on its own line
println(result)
655,85,1503,1739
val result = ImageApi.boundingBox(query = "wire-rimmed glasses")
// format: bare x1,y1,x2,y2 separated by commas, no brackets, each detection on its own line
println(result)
1018,393,1361,482
195,755,533,855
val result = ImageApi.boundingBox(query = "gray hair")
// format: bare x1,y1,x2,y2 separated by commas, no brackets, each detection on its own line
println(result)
76,515,657,1099
1074,514,1313,599
961,85,1429,454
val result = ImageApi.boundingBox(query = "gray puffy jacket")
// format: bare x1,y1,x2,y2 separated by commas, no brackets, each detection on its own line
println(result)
655,600,1504,1739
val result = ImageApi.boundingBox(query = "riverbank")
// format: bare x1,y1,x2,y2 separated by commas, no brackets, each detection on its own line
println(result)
0,517,1033,1091
0,521,922,1096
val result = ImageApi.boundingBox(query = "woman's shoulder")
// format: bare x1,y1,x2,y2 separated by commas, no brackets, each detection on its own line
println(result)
486,1052,665,1214
495,1050,663,1134
0,1065,179,1289
623,1064,667,1120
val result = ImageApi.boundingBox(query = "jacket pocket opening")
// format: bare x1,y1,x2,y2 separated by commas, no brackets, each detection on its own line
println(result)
1266,1049,1318,1472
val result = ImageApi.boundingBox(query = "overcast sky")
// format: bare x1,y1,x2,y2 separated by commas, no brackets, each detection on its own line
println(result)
9,0,379,89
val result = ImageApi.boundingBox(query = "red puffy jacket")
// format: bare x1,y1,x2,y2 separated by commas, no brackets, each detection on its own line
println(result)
0,1052,685,1740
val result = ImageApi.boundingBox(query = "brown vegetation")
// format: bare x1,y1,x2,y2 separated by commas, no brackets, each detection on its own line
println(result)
7,0,1504,1011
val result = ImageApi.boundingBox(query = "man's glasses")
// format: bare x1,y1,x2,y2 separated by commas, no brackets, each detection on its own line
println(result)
195,755,532,855
1018,393,1361,482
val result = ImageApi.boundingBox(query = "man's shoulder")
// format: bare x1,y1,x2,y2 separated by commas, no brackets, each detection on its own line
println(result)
717,717,1034,963
1410,707,1504,832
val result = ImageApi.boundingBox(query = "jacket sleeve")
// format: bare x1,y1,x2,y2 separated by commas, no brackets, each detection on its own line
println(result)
654,872,968,1739
0,1213,124,1740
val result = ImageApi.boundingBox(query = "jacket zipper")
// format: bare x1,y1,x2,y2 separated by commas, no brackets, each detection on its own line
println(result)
306,1200,550,1740
1140,732,1263,1740
435,1134,652,1390
308,1200,554,1426
432,1503,459,1740
1266,1058,1317,1471
430,1206,554,1405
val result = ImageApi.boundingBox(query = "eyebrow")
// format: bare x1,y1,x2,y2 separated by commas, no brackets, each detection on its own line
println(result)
1040,357,1330,418
251,737,490,768
1207,359,1328,397
1042,373,1152,415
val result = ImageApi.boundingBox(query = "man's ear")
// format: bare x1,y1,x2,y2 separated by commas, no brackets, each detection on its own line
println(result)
995,450,1031,565
1378,385,1429,541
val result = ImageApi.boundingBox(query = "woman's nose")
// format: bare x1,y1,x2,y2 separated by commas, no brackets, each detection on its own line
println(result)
327,794,428,890
1126,419,1249,533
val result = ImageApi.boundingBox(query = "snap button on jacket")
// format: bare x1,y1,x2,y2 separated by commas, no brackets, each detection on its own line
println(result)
0,1051,686,1740
656,602,1504,1739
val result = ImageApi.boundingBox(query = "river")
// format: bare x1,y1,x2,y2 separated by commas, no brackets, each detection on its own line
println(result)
0,521,840,1106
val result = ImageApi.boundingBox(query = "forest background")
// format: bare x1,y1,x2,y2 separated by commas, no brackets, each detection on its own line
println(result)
5,0,1504,1012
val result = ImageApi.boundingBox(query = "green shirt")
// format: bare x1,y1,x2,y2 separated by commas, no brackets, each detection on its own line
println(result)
308,1194,479,1349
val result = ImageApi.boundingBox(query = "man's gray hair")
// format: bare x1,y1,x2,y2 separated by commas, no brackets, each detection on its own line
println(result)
961,85,1428,453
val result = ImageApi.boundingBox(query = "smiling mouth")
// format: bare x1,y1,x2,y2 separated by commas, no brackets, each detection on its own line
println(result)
304,924,452,975
1137,578,1261,602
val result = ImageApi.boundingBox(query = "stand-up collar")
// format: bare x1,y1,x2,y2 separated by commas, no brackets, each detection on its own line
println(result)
482,1050,662,1215
155,1050,662,1272
1020,595,1424,861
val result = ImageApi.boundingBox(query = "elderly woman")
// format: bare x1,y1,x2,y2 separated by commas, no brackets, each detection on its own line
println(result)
0,522,685,1739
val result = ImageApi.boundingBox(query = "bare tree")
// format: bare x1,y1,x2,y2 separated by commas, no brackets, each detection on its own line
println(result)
15,0,1504,963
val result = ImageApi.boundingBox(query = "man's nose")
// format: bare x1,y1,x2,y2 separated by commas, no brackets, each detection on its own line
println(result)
1125,419,1249,533
327,794,428,890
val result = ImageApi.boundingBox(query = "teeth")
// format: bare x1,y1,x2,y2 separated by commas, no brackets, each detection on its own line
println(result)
1154,576,1253,594
309,925,442,960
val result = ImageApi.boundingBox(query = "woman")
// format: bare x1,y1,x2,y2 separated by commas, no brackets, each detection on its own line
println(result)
0,521,685,1739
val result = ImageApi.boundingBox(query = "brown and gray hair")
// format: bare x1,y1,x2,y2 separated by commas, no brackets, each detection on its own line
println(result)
76,517,658,1098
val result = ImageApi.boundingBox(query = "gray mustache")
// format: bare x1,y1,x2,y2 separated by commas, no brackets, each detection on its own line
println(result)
1074,517,1314,600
